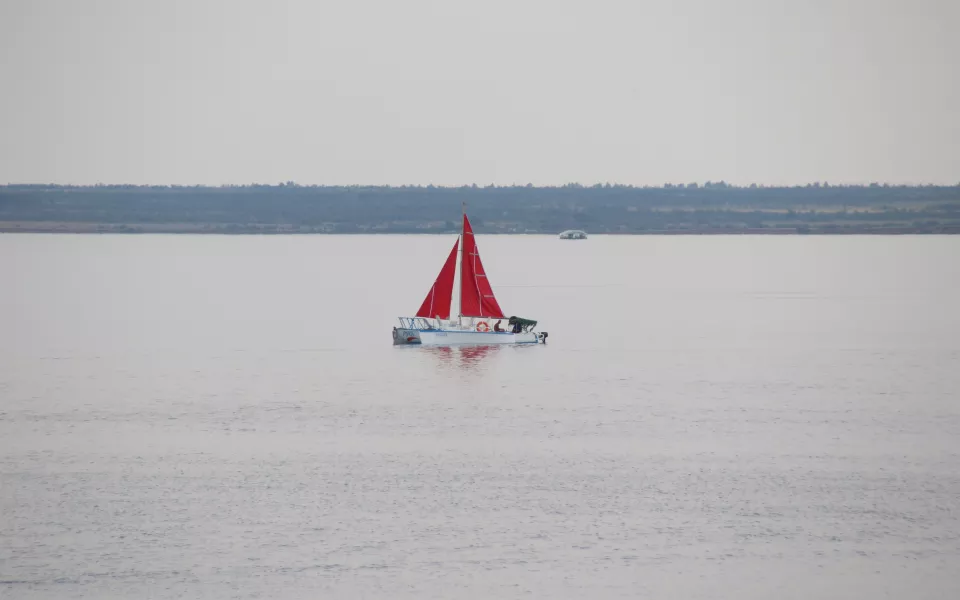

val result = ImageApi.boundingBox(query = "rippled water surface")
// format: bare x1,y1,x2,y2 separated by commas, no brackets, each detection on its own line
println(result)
2,234,959,599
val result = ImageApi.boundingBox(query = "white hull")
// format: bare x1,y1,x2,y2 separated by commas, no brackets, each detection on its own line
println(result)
419,329,541,345
393,328,422,345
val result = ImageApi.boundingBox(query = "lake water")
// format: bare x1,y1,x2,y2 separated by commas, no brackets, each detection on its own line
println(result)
1,234,959,599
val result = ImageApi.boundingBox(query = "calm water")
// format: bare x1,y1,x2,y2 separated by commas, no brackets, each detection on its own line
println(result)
1,234,959,599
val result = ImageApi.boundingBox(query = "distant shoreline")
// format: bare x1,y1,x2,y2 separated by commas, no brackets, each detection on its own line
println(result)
4,184,959,235
3,221,958,235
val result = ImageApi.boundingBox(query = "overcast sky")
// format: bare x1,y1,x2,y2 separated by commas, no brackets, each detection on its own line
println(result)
1,0,956,186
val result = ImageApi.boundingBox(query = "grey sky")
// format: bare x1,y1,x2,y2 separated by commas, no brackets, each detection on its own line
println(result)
1,0,956,186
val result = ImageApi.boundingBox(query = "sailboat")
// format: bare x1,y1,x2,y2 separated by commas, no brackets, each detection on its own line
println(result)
392,211,547,346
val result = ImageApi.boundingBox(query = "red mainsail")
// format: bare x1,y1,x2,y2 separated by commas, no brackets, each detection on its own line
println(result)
415,239,459,320
459,214,506,318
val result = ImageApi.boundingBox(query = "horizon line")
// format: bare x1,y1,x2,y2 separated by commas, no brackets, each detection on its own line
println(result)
3,181,959,189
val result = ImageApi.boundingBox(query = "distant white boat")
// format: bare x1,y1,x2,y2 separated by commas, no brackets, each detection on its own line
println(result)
559,229,587,239
392,209,547,346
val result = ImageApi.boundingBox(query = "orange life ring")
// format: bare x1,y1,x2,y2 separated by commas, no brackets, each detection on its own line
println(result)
476,321,490,332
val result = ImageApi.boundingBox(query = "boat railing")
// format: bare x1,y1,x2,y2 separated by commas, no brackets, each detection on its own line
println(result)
397,316,437,330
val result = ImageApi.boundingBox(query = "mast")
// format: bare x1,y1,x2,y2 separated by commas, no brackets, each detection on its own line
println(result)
457,201,465,327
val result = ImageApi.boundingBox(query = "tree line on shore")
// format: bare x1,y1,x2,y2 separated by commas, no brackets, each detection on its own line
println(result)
1,183,958,233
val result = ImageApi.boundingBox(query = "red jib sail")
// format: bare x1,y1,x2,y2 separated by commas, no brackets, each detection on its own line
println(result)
415,239,459,320
460,214,506,318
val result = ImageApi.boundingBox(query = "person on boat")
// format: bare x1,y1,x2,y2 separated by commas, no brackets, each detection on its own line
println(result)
493,320,503,332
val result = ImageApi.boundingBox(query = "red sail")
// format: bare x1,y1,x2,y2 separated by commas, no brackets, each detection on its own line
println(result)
460,214,506,318
415,239,459,320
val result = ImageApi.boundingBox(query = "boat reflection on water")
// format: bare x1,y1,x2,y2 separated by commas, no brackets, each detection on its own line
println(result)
421,344,501,370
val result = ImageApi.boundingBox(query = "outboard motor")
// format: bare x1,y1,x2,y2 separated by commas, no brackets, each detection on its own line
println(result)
538,331,548,344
